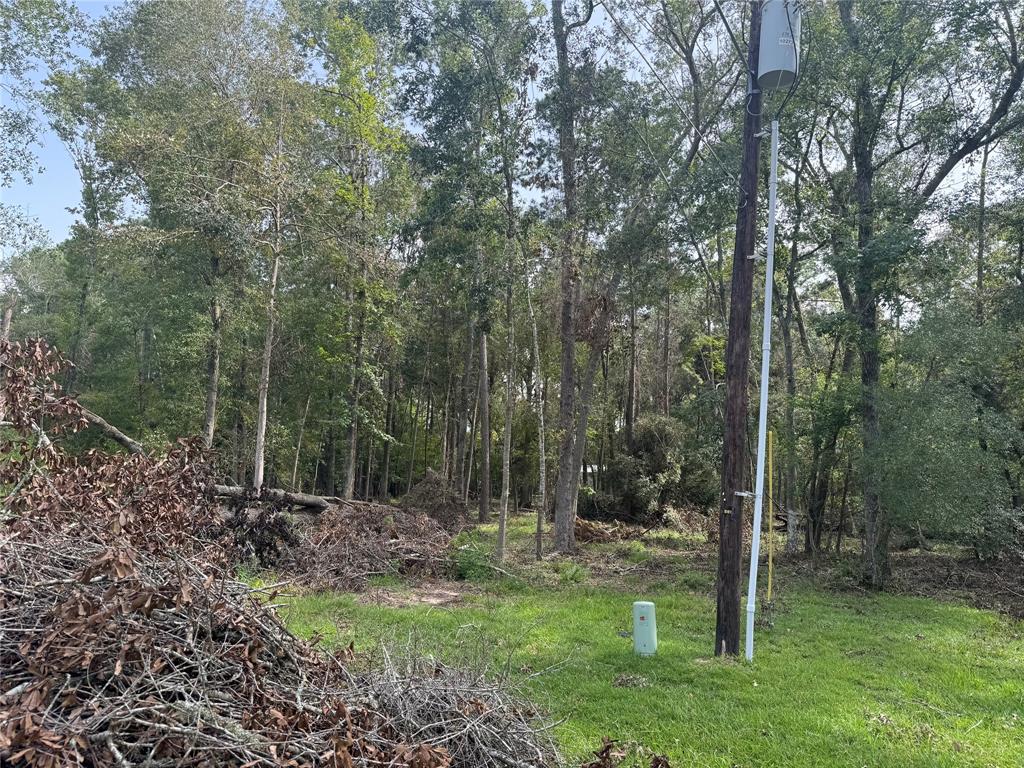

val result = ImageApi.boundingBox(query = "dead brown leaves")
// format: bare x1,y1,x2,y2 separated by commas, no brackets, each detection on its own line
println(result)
0,338,551,768
0,532,456,767
579,738,672,768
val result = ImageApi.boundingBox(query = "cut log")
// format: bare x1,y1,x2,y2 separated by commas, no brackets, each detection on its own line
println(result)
211,484,339,511
79,406,146,455
43,394,146,456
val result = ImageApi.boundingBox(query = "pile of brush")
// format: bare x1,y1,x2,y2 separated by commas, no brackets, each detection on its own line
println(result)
0,338,555,768
281,501,452,591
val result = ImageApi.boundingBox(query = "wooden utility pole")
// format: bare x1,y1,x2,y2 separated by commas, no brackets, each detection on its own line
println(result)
716,0,763,657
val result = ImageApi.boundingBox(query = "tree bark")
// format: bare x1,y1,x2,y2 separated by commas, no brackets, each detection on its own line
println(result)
550,0,593,553
976,142,990,323
407,367,427,494
76,402,146,456
478,329,491,522
202,255,222,450
379,371,395,499
343,280,367,500
456,323,475,495
212,483,335,511
252,202,283,493
290,393,311,491
625,277,637,451
662,288,671,416
716,0,762,657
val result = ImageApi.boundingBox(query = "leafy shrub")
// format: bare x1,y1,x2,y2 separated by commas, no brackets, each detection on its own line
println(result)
452,541,492,581
552,561,589,584
973,505,1024,561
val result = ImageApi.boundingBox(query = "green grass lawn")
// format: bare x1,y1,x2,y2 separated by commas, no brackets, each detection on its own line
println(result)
275,516,1024,768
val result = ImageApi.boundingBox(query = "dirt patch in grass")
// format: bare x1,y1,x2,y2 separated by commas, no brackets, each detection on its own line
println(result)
359,582,476,608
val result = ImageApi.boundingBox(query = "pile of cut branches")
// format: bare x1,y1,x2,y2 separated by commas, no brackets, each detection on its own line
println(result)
575,518,644,543
283,501,452,590
0,531,426,766
352,648,555,768
0,339,555,767
401,469,467,531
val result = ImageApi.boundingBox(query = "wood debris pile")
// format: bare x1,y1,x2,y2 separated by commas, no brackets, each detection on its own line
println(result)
0,339,555,767
401,469,468,532
0,531,443,767
574,518,644,543
281,501,452,591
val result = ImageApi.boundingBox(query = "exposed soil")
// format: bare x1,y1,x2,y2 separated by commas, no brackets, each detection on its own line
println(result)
359,582,475,608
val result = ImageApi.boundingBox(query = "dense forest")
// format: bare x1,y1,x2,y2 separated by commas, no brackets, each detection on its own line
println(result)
4,0,1024,595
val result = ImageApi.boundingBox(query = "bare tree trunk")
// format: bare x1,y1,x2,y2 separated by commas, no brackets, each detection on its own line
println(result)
478,330,491,522
407,367,427,495
252,197,284,494
364,431,374,499
456,323,474,494
625,282,637,451
202,255,222,450
464,388,478,503
379,371,395,499
976,141,990,323
524,259,547,560
343,281,367,500
662,288,671,416
291,393,311,491
550,0,592,553
1,298,14,342
497,276,514,561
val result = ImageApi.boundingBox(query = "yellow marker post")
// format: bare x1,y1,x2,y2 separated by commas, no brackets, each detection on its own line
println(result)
766,430,774,603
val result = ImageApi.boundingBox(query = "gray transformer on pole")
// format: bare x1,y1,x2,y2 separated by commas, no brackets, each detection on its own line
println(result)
757,0,801,91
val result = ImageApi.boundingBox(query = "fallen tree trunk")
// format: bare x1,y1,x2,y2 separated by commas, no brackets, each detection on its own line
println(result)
44,394,147,455
79,406,146,455
211,484,340,511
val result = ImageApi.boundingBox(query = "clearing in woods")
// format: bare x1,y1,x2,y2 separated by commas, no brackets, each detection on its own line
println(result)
272,515,1024,768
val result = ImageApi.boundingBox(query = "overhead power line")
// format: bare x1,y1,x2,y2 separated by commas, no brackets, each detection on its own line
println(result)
602,1,740,187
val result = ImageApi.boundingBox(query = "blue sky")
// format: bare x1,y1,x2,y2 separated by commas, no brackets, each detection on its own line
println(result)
2,1,123,245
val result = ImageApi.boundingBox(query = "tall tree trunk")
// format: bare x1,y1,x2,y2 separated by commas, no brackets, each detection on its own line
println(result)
976,142,990,323
203,255,222,450
465,387,479,503
497,282,514,561
456,323,475,494
291,393,311,492
716,0,762,657
379,371,395,499
550,0,592,553
778,149,807,554
478,330,491,522
364,432,374,499
64,278,89,394
625,282,637,451
524,254,547,561
662,288,671,416
780,278,799,554
569,277,620,520
854,165,888,587
407,367,427,494
343,280,367,500
252,198,283,494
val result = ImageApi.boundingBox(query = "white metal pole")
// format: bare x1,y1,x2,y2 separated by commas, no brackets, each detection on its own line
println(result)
745,118,780,662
